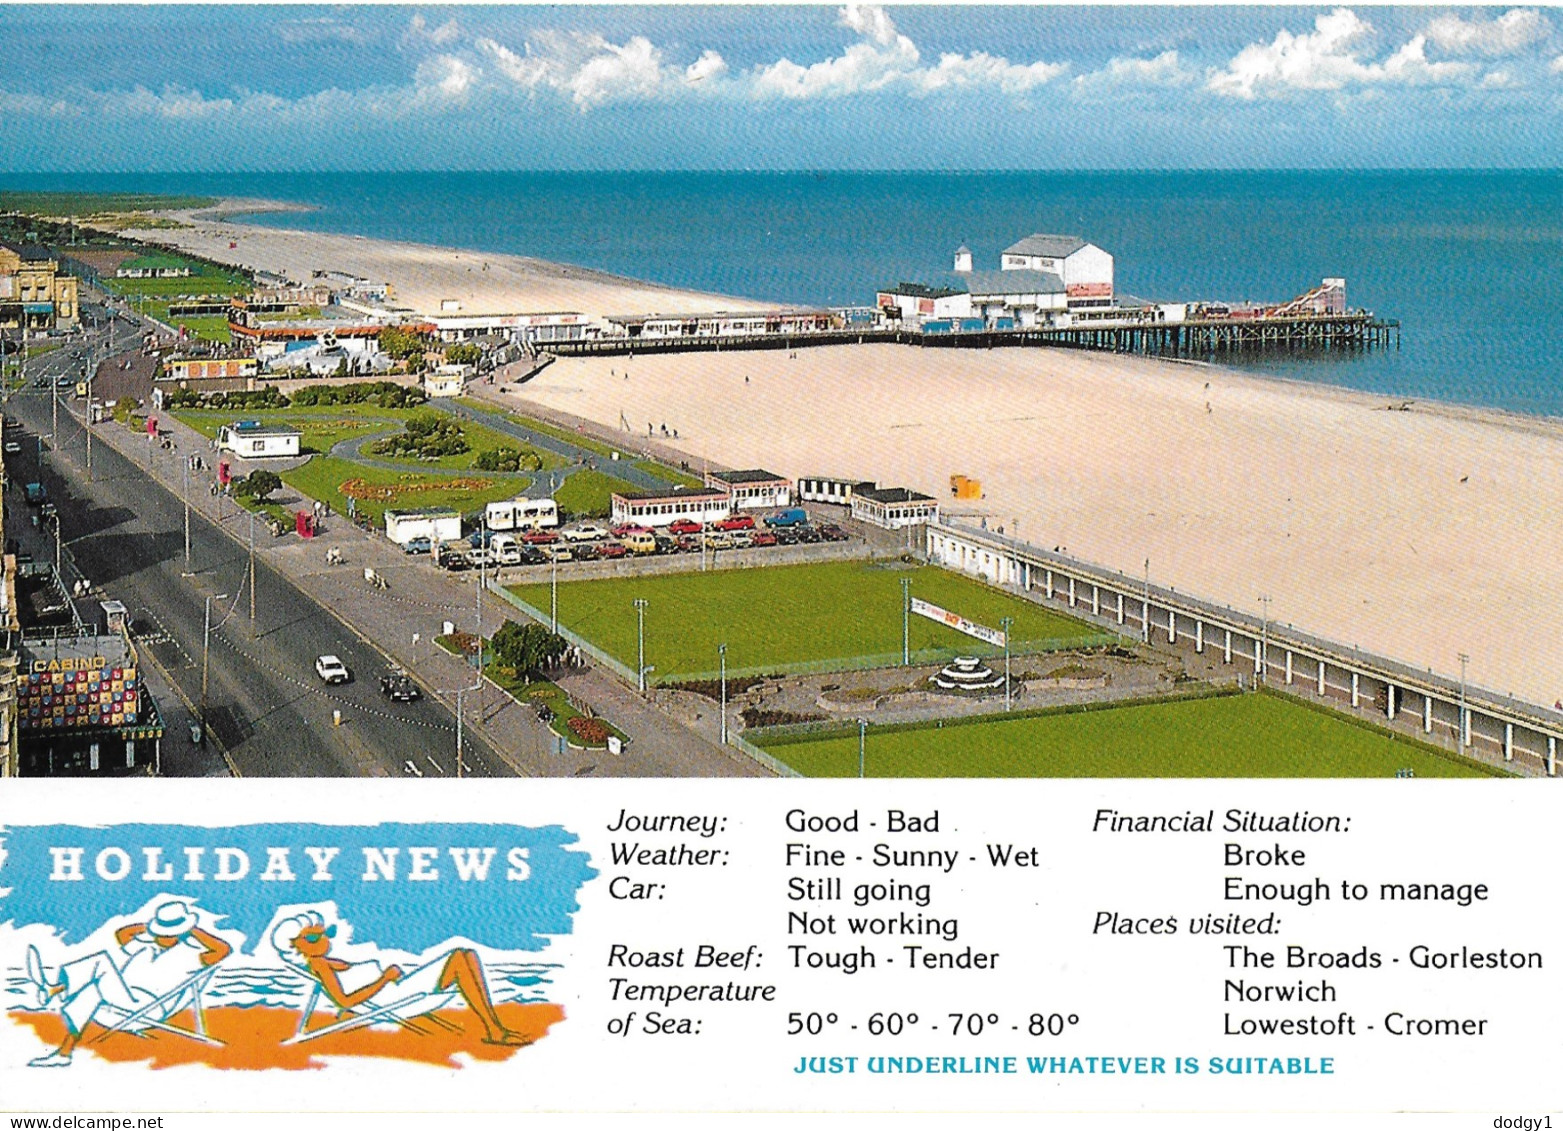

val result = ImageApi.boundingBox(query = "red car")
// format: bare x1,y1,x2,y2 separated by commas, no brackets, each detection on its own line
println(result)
714,515,755,532
675,535,701,553
750,531,778,547
611,523,650,537
668,518,703,535
522,530,559,545
599,542,629,559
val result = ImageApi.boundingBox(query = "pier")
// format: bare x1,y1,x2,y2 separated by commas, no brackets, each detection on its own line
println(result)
539,313,1398,361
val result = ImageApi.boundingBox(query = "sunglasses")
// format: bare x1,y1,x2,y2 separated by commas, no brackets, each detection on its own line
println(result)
297,925,337,944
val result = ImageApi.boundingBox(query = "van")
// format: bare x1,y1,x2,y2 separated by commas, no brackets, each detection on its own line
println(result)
623,530,657,556
489,533,521,565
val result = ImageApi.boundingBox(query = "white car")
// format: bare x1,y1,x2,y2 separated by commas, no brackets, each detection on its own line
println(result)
562,523,609,543
315,655,352,684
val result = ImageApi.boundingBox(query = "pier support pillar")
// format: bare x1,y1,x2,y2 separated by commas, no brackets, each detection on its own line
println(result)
1548,736,1556,777
1285,651,1293,685
1068,577,1076,607
1254,638,1263,678
1143,600,1150,643
1504,722,1513,762
1424,695,1433,734
1045,571,1053,600
1223,630,1232,665
1462,706,1471,748
1091,585,1100,616
1386,684,1396,721
1167,611,1176,645
1195,621,1204,654
1116,592,1124,626
1317,660,1326,696
1022,562,1031,591
1351,672,1360,709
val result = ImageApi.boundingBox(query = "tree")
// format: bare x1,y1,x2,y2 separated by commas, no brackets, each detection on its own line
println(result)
238,469,282,502
492,622,567,677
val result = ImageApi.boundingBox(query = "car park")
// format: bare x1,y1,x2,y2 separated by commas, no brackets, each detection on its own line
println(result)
379,673,422,702
402,536,433,555
315,655,352,684
668,518,703,535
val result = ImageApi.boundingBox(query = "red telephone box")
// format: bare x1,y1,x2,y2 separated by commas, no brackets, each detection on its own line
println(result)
295,511,316,539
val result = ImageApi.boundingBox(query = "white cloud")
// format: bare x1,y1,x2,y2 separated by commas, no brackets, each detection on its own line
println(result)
402,14,461,50
751,4,1062,100
1208,8,1478,99
685,51,729,87
477,31,725,109
1076,50,1195,92
275,18,374,48
1553,55,1563,74
413,55,475,102
1424,9,1550,57
117,85,236,120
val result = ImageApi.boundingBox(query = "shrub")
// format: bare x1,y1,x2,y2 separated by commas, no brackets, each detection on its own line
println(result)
567,716,610,745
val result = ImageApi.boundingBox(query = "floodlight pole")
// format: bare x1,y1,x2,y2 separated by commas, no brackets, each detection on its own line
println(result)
634,598,649,693
719,643,728,745
1001,615,1013,712
901,577,911,666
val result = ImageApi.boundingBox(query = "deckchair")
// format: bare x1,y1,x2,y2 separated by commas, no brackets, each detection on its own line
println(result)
284,968,462,1046
87,965,224,1047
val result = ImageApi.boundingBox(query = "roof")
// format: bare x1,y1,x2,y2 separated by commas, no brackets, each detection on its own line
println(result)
958,269,1065,297
615,487,729,503
856,487,936,505
386,507,461,519
0,239,54,263
1003,234,1088,259
880,281,963,300
224,421,300,437
710,469,789,485
121,254,190,270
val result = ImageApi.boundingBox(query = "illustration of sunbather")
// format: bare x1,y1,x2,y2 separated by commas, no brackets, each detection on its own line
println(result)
22,899,233,1067
271,910,532,1047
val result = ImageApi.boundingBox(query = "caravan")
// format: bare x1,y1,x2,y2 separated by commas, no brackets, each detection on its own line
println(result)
484,496,559,532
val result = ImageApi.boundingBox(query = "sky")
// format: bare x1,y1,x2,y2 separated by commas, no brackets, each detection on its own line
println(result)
1,5,1560,171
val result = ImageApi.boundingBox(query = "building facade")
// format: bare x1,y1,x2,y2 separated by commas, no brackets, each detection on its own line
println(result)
0,241,80,331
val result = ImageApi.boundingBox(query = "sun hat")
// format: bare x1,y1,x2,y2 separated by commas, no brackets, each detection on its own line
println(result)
146,900,199,938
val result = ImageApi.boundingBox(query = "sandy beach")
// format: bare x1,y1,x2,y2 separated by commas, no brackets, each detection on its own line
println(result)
121,201,774,323
119,206,1562,708
517,345,1563,710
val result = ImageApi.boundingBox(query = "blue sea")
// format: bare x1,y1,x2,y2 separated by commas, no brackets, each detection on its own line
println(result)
9,170,1562,415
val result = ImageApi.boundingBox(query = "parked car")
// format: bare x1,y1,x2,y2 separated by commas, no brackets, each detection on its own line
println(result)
764,508,809,528
599,542,629,559
623,530,658,556
674,535,700,554
466,548,498,570
401,537,433,555
517,546,548,565
573,544,601,562
522,530,559,545
797,526,824,544
315,655,352,684
611,523,650,538
439,548,472,571
774,528,800,546
729,530,754,548
379,673,421,702
563,523,609,543
751,531,778,547
668,518,703,535
704,531,734,550
714,515,756,532
546,545,575,563
24,482,46,506
818,523,849,542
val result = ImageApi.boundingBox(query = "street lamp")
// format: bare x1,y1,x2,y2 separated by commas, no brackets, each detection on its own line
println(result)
550,547,559,632
182,455,192,565
248,510,257,636
719,643,728,745
200,592,231,736
1458,652,1470,747
1001,615,1013,712
634,598,649,693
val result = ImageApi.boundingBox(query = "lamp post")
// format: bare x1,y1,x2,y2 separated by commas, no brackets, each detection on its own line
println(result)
550,548,559,632
1258,595,1272,686
200,592,230,736
83,343,93,482
719,643,728,745
248,509,257,637
1001,615,1013,712
182,456,192,565
1458,652,1470,747
634,598,649,693
901,577,911,666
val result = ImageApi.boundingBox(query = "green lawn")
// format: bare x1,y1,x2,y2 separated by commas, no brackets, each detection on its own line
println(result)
163,314,232,343
509,561,1103,681
174,406,566,469
0,191,215,215
553,468,642,517
761,691,1506,778
281,456,527,528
